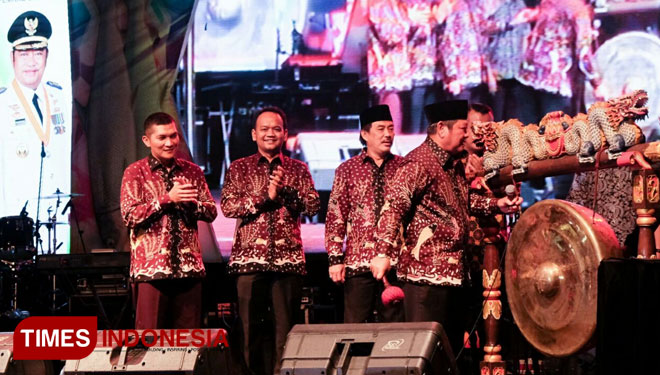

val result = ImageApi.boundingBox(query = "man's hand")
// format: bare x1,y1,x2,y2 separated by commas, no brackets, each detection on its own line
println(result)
432,0,458,24
268,166,285,201
169,182,197,203
480,20,501,35
329,264,345,284
465,154,483,181
511,7,539,25
448,81,462,96
370,255,391,280
497,196,523,214
407,4,432,25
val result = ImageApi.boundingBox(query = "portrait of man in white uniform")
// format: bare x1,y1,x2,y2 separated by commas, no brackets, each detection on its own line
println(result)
0,10,70,253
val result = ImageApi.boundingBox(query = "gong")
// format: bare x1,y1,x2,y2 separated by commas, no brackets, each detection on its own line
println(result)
505,200,622,357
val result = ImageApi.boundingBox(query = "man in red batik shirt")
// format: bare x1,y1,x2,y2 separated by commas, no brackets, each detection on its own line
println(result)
120,112,217,329
371,100,522,355
220,106,320,375
325,104,405,323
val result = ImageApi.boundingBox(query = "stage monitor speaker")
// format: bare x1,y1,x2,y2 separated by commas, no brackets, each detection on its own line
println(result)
292,132,362,191
63,329,235,375
280,322,458,375
290,133,426,191
0,333,54,375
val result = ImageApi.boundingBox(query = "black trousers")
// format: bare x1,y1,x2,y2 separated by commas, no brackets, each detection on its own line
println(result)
493,79,524,121
343,271,405,323
511,83,575,199
236,273,302,375
403,282,465,357
407,86,439,134
510,83,573,125
134,278,202,329
451,83,493,109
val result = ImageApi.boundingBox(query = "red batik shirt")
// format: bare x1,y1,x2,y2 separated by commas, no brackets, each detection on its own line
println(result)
403,0,437,88
120,156,218,281
437,0,488,95
375,138,499,286
517,0,594,97
220,153,320,275
367,0,412,92
325,151,404,277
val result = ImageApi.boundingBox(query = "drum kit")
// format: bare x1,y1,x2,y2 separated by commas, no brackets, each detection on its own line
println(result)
0,189,82,320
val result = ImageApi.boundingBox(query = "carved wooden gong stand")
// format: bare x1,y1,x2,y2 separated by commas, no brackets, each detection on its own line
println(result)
477,142,660,375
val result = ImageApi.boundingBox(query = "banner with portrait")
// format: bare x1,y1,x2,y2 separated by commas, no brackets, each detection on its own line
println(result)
0,0,72,254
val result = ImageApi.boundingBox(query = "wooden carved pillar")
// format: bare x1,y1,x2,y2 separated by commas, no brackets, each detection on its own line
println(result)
632,168,660,258
480,222,505,375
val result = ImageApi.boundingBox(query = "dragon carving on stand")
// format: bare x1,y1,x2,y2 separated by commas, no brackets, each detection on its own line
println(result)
476,90,649,177
566,113,604,163
524,111,574,161
475,119,530,179
587,89,648,159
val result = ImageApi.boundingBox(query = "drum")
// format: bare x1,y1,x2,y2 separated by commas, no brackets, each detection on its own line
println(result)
0,216,36,261
505,200,622,357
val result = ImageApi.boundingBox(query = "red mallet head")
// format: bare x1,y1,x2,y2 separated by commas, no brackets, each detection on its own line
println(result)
381,276,404,306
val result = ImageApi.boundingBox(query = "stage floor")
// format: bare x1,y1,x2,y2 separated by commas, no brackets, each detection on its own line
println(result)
210,189,326,259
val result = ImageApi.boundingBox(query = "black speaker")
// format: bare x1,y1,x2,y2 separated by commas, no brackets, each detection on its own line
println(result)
0,333,55,375
62,329,237,375
280,322,458,375
597,258,660,375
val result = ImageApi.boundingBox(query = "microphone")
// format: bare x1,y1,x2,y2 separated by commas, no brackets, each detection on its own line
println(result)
504,184,520,228
41,142,46,158
20,200,29,216
62,200,72,215
505,184,517,200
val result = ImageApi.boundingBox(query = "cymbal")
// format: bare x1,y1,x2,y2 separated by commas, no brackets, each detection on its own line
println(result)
37,221,69,226
39,192,83,199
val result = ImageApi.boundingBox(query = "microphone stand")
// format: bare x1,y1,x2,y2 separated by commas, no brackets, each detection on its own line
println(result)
275,28,281,83
274,26,290,83
33,141,57,313
52,192,62,254
67,200,113,328
35,142,46,254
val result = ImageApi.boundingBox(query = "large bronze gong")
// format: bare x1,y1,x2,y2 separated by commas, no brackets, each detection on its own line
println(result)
505,200,622,357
